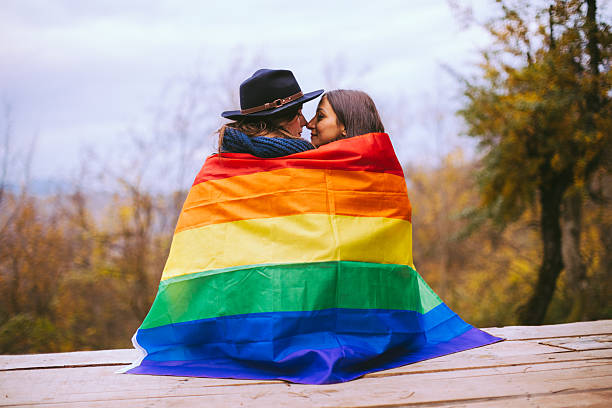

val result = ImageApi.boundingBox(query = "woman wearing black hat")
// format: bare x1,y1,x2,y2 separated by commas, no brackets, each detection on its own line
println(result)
218,69,324,158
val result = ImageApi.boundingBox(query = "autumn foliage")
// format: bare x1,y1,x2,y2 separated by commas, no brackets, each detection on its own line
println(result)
0,143,609,354
459,0,611,324
0,0,610,354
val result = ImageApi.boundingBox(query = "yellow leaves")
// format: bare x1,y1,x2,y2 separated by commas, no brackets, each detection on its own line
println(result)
407,149,543,326
118,204,134,223
0,182,174,353
500,178,518,200
551,153,562,171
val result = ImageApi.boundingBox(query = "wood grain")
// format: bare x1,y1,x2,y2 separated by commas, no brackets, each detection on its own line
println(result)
483,319,612,340
0,349,139,371
0,320,610,408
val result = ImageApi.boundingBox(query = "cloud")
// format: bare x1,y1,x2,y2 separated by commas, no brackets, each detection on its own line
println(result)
1,0,499,181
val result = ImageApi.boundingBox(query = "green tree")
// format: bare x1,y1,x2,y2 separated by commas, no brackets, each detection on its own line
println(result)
459,0,611,324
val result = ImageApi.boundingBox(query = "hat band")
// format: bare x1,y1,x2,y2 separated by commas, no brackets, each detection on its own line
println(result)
240,91,304,114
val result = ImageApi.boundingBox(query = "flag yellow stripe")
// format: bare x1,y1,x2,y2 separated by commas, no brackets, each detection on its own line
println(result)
162,214,413,281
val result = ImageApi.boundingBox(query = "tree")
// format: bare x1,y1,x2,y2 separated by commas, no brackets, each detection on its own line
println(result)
459,0,611,324
407,150,542,327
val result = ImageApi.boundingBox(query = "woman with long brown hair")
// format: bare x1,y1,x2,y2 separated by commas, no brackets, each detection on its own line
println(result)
307,89,384,148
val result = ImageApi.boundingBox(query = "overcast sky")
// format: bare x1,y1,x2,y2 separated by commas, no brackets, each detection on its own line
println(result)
0,0,550,188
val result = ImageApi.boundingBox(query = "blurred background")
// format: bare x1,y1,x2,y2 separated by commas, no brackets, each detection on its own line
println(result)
0,0,610,353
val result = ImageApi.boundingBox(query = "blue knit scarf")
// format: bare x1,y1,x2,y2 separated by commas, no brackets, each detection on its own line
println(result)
221,127,314,158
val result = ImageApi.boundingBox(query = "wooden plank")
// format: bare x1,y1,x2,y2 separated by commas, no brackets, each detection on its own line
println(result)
539,334,612,351
435,389,612,408
1,342,608,407
0,349,140,371
367,346,612,378
15,388,612,408
2,322,608,371
2,348,609,394
1,321,611,407
0,338,598,379
0,366,283,405
0,341,610,395
3,361,612,407
3,322,608,370
483,319,612,340
0,337,586,373
24,388,612,408
1,356,610,407
0,337,565,372
12,389,612,408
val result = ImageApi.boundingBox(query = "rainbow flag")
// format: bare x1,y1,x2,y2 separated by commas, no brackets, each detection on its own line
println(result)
125,133,501,384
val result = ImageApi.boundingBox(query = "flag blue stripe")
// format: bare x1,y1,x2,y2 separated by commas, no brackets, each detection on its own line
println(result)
128,303,501,384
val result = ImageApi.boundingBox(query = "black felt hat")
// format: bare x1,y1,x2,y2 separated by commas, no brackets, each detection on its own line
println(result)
221,69,324,120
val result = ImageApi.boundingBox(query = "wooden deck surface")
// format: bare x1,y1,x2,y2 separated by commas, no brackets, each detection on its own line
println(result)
0,320,610,407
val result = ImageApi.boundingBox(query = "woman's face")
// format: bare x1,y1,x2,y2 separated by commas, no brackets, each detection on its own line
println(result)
282,110,308,138
307,96,345,147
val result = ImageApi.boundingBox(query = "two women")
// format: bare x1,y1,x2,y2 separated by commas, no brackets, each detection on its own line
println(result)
126,69,500,384
218,69,384,155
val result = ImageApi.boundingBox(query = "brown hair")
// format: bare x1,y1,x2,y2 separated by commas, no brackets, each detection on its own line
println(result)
324,90,384,139
217,105,302,151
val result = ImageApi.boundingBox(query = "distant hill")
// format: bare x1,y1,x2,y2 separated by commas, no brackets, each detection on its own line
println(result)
4,178,72,196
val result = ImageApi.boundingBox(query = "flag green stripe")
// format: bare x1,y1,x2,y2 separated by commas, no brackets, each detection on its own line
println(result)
141,261,442,330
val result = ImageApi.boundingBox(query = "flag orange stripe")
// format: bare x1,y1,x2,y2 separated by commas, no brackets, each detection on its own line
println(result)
176,168,411,233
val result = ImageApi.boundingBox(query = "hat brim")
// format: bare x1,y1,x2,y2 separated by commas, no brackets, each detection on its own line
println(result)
221,89,324,120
